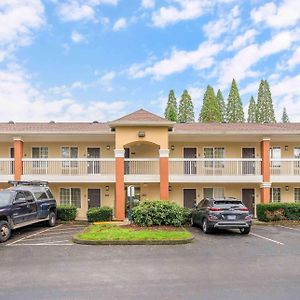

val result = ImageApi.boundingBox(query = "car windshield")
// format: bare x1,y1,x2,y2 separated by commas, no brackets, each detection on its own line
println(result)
0,191,12,207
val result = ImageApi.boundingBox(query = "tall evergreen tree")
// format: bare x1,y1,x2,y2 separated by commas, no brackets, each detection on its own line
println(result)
281,107,290,123
247,96,256,123
164,90,177,121
216,89,226,122
199,86,222,122
226,79,245,123
178,89,195,123
256,80,276,123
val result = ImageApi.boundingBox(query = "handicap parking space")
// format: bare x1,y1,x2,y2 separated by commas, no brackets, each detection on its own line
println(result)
6,224,87,247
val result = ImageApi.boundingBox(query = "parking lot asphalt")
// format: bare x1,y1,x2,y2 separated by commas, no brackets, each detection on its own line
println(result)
1,224,300,300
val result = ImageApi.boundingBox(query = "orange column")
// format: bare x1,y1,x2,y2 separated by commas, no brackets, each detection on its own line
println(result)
260,138,271,203
115,149,125,220
159,149,169,200
14,138,23,181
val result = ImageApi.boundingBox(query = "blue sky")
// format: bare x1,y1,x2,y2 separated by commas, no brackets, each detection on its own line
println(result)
0,0,300,122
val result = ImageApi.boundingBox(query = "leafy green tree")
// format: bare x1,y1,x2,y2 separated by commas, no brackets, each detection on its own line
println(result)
164,90,178,121
216,89,226,122
247,96,256,123
178,90,195,123
256,80,276,123
199,86,222,122
281,107,290,123
226,79,245,123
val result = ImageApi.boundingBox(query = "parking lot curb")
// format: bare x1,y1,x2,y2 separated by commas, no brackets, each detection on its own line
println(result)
72,236,194,245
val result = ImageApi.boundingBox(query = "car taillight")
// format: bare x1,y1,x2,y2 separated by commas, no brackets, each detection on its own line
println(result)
208,215,218,221
244,215,252,220
209,207,221,211
239,208,249,211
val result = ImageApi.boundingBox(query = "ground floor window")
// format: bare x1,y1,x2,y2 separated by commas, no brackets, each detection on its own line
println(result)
271,188,281,202
294,188,300,202
60,188,81,208
203,187,224,198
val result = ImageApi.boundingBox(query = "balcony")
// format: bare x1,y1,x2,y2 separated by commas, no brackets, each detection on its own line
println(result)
22,158,115,182
124,158,160,182
169,158,262,183
271,159,300,182
0,159,14,182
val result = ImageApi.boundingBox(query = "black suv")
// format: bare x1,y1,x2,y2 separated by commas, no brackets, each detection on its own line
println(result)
0,181,57,242
191,197,252,234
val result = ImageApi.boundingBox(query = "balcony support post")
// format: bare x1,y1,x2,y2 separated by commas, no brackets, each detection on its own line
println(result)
261,138,271,203
115,149,125,221
13,138,23,181
159,149,169,200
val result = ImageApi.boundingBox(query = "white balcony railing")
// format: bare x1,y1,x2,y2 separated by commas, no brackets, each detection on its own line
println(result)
124,158,159,175
271,159,300,176
169,158,262,176
0,159,14,175
22,158,115,176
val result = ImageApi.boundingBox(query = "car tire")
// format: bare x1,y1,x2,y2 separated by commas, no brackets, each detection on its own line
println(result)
240,227,251,235
0,220,11,243
47,211,56,227
202,218,212,234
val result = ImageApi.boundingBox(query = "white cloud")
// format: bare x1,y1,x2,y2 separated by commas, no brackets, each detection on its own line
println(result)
287,46,300,68
100,71,116,81
57,0,118,23
142,0,155,9
112,18,127,31
152,0,211,28
71,31,85,43
188,86,205,111
128,41,223,79
251,0,300,29
228,29,257,51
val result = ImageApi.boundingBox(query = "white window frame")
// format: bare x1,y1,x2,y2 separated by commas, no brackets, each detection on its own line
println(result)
60,187,81,208
271,187,281,203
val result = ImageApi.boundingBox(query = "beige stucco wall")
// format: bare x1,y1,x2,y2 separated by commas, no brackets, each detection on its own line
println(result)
126,143,160,158
23,142,115,158
115,127,169,149
0,143,14,158
270,183,300,203
169,142,261,158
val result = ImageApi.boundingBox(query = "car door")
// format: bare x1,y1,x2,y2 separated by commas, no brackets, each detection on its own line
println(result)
24,191,37,221
193,200,204,225
11,191,29,224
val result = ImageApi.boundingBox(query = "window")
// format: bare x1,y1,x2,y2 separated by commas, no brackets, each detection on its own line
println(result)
32,147,48,169
60,188,81,208
270,147,281,168
24,191,34,202
294,148,300,173
204,147,224,168
271,188,281,202
203,187,224,199
46,189,54,199
34,192,48,200
61,147,78,168
294,188,300,203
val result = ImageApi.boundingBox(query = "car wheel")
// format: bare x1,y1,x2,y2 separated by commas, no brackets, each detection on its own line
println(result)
240,227,251,235
0,220,11,243
47,212,56,227
202,218,212,234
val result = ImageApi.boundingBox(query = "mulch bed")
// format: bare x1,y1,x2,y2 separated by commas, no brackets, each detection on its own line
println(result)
119,224,184,231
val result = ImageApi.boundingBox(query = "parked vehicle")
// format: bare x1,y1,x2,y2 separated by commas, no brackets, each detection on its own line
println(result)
0,181,57,242
191,197,252,234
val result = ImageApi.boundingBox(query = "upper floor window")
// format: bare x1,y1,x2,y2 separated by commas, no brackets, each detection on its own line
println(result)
270,147,281,168
294,147,300,159
32,147,48,158
61,147,78,168
204,147,224,168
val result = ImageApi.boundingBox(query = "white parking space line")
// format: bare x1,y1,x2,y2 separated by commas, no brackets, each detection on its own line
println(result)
250,232,285,245
278,225,300,232
35,230,84,235
9,243,74,246
6,225,63,246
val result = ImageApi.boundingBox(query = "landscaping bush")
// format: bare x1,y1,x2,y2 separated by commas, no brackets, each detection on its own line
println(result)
256,203,300,222
87,207,113,222
57,205,77,221
131,200,187,227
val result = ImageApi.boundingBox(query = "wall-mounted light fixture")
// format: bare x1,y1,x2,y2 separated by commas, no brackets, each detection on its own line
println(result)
168,185,172,192
106,145,110,150
285,145,288,151
285,185,289,191
171,145,175,151
105,185,109,192
138,131,145,137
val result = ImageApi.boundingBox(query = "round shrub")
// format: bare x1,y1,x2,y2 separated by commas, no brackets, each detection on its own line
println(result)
87,207,113,222
57,205,77,221
131,200,187,227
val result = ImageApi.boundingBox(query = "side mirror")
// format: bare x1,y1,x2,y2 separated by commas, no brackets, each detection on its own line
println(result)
14,197,27,204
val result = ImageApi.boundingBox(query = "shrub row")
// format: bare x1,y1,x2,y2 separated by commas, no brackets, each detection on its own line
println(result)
57,205,77,221
87,207,113,222
131,200,190,227
256,203,300,222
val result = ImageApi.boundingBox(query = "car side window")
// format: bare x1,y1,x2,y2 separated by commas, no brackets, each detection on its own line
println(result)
203,200,209,207
24,191,35,203
15,192,26,202
196,200,204,209
34,192,49,200
46,189,54,199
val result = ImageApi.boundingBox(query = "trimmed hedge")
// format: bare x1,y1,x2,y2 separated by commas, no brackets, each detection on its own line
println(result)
57,205,77,221
257,203,300,222
131,200,188,227
87,207,113,222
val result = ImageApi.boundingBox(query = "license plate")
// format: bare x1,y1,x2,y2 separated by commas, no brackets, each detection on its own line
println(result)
227,215,236,220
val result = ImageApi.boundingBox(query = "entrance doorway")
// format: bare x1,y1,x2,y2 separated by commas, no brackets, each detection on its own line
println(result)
87,189,101,209
184,148,197,175
125,185,140,217
10,147,14,175
242,148,255,175
242,189,255,215
183,189,196,208
87,148,100,174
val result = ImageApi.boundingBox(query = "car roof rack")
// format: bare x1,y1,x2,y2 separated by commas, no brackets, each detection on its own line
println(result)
8,180,49,187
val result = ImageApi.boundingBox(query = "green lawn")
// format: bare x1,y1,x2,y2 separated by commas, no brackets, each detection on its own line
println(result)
75,224,192,241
